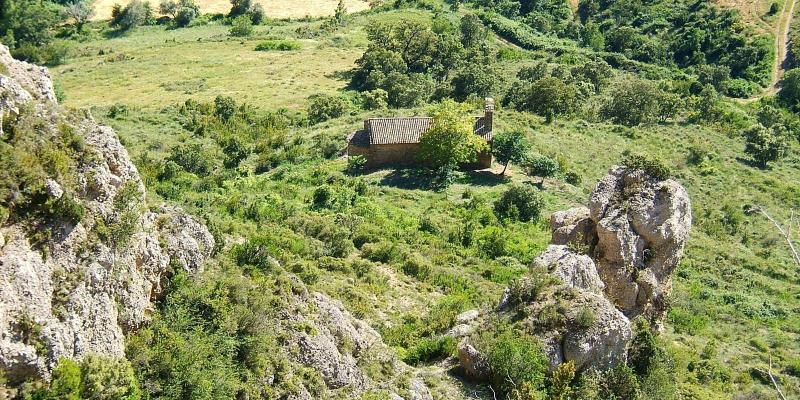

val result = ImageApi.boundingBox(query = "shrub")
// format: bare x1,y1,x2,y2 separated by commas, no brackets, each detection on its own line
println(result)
167,142,214,176
255,40,301,51
573,307,596,330
403,336,456,365
494,185,544,222
32,356,141,400
476,325,549,397
599,364,640,400
307,93,349,124
231,236,281,270
477,226,509,258
229,15,254,37
621,152,672,180
779,68,800,107
361,89,388,110
742,124,790,168
347,155,367,172
214,95,237,122
525,154,559,177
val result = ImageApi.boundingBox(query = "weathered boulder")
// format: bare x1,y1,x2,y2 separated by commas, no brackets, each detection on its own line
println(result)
550,207,596,253
532,245,604,294
157,205,215,274
457,340,490,381
561,292,631,371
589,167,692,324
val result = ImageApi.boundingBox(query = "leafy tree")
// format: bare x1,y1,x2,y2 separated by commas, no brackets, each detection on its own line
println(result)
0,0,65,47
459,13,486,48
65,1,95,32
228,0,251,17
229,14,253,37
780,68,800,108
524,76,578,122
492,130,529,175
742,124,790,168
494,184,544,222
159,0,179,17
160,0,199,27
111,0,154,31
451,63,497,102
571,60,613,93
603,78,662,126
334,0,347,25
418,100,488,176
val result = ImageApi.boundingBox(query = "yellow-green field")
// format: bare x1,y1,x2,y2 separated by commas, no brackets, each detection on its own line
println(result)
55,22,370,110
92,0,371,21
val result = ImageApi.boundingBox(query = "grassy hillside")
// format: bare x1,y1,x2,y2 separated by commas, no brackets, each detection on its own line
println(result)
44,1,800,399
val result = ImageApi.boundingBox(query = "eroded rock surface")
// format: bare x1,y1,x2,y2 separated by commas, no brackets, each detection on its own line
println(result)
0,45,214,383
460,165,691,376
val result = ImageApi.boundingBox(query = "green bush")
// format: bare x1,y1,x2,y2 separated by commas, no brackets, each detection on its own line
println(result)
494,185,544,222
742,124,790,168
361,89,388,110
476,325,549,397
229,15,254,37
621,152,672,180
525,154,559,177
32,356,141,400
255,40,301,51
403,336,456,365
167,142,214,176
347,155,367,173
307,93,349,124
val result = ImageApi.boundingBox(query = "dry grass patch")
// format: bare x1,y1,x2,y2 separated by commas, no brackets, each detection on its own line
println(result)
54,25,363,110
92,0,371,21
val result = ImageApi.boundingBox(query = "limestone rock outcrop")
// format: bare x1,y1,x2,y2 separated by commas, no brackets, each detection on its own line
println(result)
588,167,692,324
460,165,691,375
0,45,214,383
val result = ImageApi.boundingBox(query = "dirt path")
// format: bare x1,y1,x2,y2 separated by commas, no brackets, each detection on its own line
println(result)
742,0,798,102
769,0,798,94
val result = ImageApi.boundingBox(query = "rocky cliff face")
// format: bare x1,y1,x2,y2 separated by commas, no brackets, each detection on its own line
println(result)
460,166,692,374
0,45,214,384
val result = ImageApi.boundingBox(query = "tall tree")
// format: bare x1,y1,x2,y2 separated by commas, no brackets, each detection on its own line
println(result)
418,100,488,176
492,130,529,175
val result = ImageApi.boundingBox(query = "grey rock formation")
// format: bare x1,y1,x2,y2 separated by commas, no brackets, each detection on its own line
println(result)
532,245,604,294
457,340,490,381
561,292,631,371
0,45,214,383
550,207,596,253
462,165,690,376
157,205,215,274
588,167,692,324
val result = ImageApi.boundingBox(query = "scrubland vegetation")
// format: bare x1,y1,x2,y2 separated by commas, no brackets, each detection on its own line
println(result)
2,0,800,398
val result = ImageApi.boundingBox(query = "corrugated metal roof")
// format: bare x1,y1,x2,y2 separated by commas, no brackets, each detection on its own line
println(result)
364,116,491,145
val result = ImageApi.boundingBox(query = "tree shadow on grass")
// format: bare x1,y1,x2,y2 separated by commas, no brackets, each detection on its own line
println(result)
735,156,770,170
455,169,510,187
379,168,509,191
379,168,444,191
